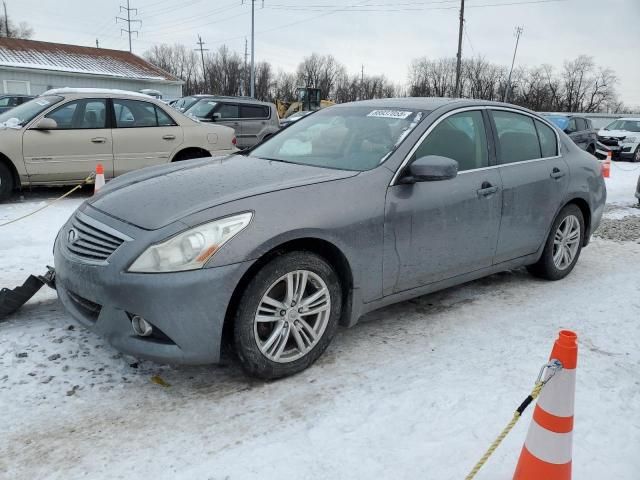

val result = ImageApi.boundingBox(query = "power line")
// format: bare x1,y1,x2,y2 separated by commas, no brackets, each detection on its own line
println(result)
116,0,142,53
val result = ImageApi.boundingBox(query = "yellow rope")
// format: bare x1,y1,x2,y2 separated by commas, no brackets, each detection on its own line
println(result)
0,174,94,228
465,382,545,480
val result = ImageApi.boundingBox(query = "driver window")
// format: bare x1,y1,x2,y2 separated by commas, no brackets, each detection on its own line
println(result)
413,111,488,171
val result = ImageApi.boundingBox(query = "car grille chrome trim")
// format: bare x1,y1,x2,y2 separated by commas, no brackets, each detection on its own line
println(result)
64,211,132,264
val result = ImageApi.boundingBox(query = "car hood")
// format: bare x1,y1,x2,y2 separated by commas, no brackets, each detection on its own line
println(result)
88,155,359,230
598,129,633,138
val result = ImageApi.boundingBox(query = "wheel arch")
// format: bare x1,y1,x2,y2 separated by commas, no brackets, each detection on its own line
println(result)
222,236,355,347
0,152,21,190
171,146,211,162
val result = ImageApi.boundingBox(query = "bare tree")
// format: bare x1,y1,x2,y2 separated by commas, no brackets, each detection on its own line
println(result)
0,13,33,39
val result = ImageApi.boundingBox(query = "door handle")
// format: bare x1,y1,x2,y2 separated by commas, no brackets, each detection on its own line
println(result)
477,181,499,197
550,167,565,179
91,137,106,143
162,134,176,140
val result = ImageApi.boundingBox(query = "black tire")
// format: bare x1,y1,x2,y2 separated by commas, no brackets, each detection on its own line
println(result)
527,204,585,281
633,145,640,163
0,161,14,202
234,251,342,379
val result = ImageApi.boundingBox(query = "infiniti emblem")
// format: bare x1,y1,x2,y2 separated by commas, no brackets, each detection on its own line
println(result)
67,228,78,245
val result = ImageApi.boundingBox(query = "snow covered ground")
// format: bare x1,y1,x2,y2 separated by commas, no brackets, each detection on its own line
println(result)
1,165,639,480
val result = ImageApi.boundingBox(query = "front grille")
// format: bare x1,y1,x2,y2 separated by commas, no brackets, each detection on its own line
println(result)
65,212,131,263
598,136,623,147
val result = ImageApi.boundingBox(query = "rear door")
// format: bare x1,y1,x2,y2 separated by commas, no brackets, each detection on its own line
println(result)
22,98,113,182
489,109,568,263
211,103,242,146
239,103,271,147
383,109,503,294
111,98,184,176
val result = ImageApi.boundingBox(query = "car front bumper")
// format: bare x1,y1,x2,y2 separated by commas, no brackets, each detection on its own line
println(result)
54,207,253,365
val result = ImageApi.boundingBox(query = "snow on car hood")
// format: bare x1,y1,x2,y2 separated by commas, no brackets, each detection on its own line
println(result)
88,155,359,230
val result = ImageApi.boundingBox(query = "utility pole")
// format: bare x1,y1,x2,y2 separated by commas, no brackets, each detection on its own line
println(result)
454,0,465,98
3,2,10,38
116,0,141,53
242,37,248,96
243,0,263,98
96,38,100,48
361,64,364,100
195,35,209,85
504,26,524,103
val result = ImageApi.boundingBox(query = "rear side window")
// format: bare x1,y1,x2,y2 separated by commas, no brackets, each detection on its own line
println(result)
535,120,558,158
113,99,177,128
414,110,488,172
575,118,587,131
491,110,541,163
240,104,269,119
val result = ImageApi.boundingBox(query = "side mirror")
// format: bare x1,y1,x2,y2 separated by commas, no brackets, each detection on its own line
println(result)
211,112,221,122
401,155,458,183
33,117,58,130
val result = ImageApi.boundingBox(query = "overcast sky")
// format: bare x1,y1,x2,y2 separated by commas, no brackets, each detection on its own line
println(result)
8,0,640,105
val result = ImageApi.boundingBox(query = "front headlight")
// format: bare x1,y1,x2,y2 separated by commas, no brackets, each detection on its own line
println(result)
623,136,637,143
129,212,252,273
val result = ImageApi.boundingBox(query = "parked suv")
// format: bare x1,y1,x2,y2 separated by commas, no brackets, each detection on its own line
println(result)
545,114,597,155
0,94,35,113
0,88,237,201
184,96,280,149
597,117,640,162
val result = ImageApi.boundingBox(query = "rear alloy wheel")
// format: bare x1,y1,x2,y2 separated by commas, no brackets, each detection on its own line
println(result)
234,252,341,379
0,162,14,202
527,204,584,280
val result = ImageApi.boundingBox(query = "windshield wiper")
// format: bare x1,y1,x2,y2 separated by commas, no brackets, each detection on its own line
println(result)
253,156,293,164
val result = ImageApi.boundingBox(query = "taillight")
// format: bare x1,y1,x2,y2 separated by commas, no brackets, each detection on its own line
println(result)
232,136,237,146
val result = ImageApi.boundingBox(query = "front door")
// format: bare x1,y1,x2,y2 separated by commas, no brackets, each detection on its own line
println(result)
111,98,183,175
383,110,503,295
212,103,243,147
23,98,113,183
489,110,569,263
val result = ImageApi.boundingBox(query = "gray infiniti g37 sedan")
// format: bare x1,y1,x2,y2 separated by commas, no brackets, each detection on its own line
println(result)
54,98,606,379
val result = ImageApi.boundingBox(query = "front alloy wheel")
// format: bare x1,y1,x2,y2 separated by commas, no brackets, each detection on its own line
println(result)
234,252,341,379
254,270,331,363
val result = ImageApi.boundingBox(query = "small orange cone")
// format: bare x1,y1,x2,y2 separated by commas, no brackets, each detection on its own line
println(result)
601,151,611,178
94,163,105,194
513,330,578,480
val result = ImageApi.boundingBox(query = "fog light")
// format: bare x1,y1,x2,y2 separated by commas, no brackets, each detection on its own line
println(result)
131,315,153,337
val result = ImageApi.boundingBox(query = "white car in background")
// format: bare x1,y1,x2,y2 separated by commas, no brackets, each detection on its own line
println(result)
0,88,237,201
597,117,640,162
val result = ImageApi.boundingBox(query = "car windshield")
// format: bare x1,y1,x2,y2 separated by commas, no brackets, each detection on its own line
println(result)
604,119,640,132
546,115,569,130
186,99,217,118
251,106,427,171
0,95,63,126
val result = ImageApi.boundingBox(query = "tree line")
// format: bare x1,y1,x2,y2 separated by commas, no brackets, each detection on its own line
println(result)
142,43,631,113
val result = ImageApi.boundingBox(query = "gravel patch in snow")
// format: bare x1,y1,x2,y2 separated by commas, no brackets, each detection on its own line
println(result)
594,211,640,243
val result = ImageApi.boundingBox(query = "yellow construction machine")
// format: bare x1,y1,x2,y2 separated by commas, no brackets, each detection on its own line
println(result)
276,87,335,119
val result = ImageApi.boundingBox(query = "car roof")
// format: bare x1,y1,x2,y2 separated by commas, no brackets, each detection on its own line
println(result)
41,88,154,99
333,97,544,115
617,117,640,121
189,95,274,106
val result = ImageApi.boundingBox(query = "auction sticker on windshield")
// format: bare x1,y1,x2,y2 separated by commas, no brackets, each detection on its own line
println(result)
367,110,413,119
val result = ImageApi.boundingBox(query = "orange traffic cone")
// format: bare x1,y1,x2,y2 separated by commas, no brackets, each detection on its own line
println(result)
513,330,578,480
94,163,105,194
602,151,611,178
